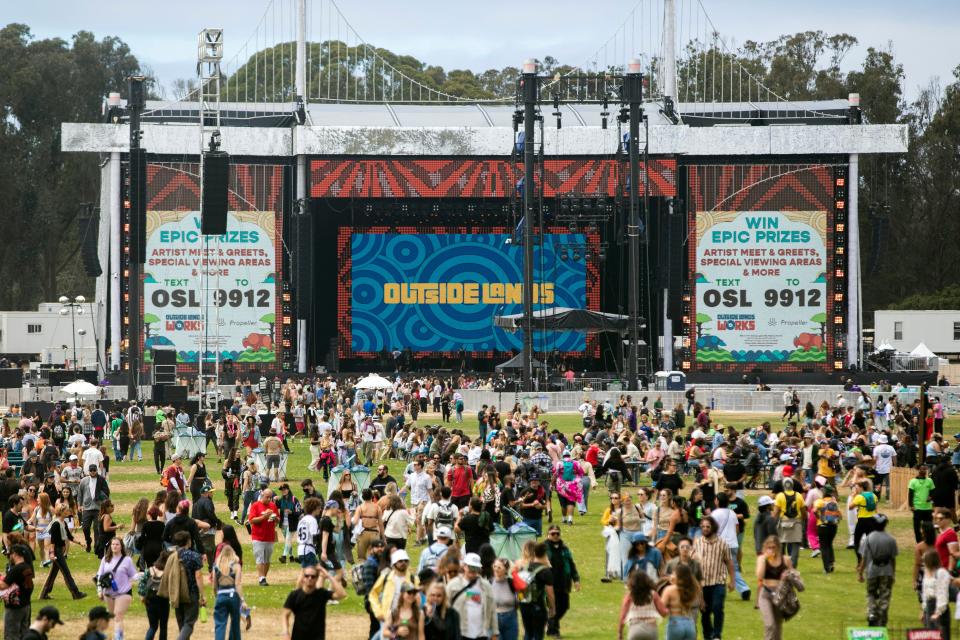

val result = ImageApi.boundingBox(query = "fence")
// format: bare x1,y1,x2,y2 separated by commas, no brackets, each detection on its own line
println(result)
454,387,960,415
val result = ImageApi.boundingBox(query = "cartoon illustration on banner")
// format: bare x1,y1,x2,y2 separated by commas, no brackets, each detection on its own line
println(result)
693,210,827,363
143,210,277,364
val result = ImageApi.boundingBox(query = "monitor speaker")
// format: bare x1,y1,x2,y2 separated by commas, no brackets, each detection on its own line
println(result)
152,347,176,367
201,151,230,235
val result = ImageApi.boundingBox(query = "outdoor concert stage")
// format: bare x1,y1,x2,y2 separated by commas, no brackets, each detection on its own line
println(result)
62,99,907,383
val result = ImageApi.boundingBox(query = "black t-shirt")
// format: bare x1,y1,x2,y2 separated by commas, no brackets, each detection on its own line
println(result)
370,475,396,495
283,587,332,640
319,516,336,556
3,509,22,534
657,473,684,496
22,630,46,640
457,512,490,554
730,497,751,533
494,461,512,481
524,561,554,607
4,562,35,608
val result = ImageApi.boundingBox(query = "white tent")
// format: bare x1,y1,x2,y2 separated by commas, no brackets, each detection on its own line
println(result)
354,374,394,390
60,380,99,396
910,342,938,358
873,341,895,353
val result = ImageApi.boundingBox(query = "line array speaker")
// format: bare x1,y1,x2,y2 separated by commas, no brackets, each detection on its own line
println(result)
201,151,230,235
128,148,147,263
79,210,102,277
294,213,314,310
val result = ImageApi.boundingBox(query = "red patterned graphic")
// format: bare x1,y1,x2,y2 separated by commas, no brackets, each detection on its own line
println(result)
337,226,601,360
311,158,676,198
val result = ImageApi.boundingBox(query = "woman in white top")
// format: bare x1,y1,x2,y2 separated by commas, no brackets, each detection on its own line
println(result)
381,494,414,550
921,549,952,638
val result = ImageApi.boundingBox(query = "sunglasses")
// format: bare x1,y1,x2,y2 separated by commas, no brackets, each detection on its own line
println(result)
548,531,561,536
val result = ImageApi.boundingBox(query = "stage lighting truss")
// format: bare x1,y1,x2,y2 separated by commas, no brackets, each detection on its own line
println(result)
832,166,849,369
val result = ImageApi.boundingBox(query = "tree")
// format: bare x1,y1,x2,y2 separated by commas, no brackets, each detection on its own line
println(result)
0,25,148,309
810,312,827,346
260,313,276,338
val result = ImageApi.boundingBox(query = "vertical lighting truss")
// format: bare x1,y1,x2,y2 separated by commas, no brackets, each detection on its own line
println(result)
281,281,294,371
680,284,692,370
832,166,848,370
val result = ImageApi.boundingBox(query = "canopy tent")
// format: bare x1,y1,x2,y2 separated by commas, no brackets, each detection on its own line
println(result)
495,351,545,371
171,426,207,459
873,341,895,353
910,342,939,358
489,520,538,561
327,464,372,506
354,374,394,390
494,307,635,334
60,380,99,396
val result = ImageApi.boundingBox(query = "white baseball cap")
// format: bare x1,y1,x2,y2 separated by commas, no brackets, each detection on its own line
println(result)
391,549,410,565
69,455,78,461
758,496,775,507
463,552,483,569
435,526,453,539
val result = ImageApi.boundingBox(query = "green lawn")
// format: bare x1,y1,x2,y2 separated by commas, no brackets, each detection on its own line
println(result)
30,411,957,639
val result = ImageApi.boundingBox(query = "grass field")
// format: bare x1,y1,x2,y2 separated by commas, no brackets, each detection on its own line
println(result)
27,410,957,639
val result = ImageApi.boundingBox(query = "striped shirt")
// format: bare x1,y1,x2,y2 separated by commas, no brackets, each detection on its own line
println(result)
692,535,730,586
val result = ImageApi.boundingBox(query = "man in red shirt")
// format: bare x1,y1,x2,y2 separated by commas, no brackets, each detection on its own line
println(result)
584,442,601,467
163,454,186,494
445,453,474,509
248,488,280,586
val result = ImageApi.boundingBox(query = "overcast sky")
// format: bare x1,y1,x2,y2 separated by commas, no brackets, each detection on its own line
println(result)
8,0,958,103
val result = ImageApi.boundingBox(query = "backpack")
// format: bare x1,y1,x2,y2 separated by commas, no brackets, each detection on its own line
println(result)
819,499,842,525
783,492,799,519
862,492,877,512
435,502,456,529
516,564,547,605
562,461,576,482
139,569,162,599
351,562,371,596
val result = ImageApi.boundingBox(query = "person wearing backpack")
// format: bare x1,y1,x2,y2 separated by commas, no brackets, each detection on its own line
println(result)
847,480,879,563
140,551,170,640
552,452,584,526
516,543,556,640
813,485,841,574
445,552,497,640
908,464,936,543
773,479,805,567
857,514,898,628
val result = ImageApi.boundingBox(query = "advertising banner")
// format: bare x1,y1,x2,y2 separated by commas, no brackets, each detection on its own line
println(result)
348,232,590,353
143,210,278,364
693,210,827,363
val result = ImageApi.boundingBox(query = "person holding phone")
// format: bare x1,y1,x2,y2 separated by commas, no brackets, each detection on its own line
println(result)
247,489,279,586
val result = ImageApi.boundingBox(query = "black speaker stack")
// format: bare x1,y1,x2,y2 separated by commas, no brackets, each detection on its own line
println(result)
201,152,230,235
79,205,102,278
128,147,147,264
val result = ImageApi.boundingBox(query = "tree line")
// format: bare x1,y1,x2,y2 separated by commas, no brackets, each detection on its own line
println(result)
0,24,956,319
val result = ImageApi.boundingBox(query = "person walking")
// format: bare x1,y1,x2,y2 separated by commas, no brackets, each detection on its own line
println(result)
812,485,841,574
165,530,205,640
38,504,86,600
756,535,793,640
247,488,279,586
661,563,701,640
617,570,667,640
281,565,346,640
909,465,936,543
492,559,518,640
212,544,244,640
545,525,580,636
848,481,879,562
691,516,735,640
424,581,461,640
1,544,35,640
773,479,805,568
445,552,497,640
517,543,556,640
81,606,115,640
140,551,170,640
857,514,897,628
94,538,138,640
79,464,110,553
920,549,952,639
369,550,418,634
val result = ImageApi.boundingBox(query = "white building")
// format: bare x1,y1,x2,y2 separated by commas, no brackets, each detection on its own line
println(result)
0,302,99,366
873,310,960,360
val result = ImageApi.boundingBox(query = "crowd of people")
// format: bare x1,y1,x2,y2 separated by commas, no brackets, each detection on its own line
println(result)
0,374,954,640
